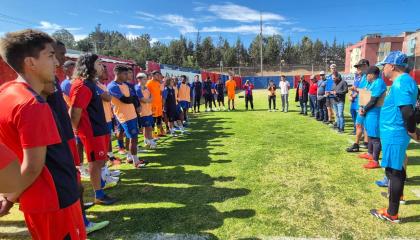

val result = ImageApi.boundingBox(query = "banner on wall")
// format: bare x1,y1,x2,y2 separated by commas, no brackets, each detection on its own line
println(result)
161,69,201,83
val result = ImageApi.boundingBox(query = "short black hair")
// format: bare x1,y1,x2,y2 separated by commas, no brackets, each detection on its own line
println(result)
114,65,129,74
0,29,54,73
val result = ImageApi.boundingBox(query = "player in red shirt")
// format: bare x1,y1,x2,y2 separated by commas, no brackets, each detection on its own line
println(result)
0,29,86,239
69,53,118,205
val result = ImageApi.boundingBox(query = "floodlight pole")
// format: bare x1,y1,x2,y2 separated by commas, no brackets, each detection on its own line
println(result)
260,12,263,77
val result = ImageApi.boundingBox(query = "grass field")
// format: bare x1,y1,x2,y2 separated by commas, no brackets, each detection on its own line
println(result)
0,90,419,240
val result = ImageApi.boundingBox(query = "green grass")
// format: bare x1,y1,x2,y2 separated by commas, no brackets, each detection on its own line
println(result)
1,90,419,240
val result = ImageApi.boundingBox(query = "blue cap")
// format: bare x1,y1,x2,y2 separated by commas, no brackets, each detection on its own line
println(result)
376,51,408,67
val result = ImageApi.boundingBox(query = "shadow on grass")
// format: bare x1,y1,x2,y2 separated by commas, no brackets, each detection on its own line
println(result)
89,114,255,239
405,175,420,186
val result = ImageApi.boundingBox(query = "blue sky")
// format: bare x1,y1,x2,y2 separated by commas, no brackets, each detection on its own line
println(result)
0,0,419,47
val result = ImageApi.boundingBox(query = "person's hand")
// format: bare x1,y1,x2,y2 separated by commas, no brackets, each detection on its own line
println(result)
409,129,420,141
0,196,14,217
332,91,336,95
358,108,365,116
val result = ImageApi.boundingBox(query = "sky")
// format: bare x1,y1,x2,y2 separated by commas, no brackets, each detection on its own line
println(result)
0,0,419,48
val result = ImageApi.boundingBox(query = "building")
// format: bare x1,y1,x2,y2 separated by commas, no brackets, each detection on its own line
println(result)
402,30,420,70
345,34,404,73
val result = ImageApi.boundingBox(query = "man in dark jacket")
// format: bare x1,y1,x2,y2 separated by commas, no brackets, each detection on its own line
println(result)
295,75,310,115
331,73,348,133
192,75,202,113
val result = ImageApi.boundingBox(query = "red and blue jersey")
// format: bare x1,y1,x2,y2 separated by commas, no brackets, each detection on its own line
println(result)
0,81,79,213
70,78,109,137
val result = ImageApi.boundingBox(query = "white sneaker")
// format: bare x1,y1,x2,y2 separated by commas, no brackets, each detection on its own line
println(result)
110,170,121,177
78,165,90,179
105,175,119,184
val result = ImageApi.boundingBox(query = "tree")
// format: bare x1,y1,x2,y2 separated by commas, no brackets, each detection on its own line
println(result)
265,35,283,65
300,36,313,65
52,29,76,48
201,37,216,68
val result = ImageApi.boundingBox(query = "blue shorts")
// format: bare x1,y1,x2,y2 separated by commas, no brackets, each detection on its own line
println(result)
107,121,113,134
179,101,189,111
365,113,380,138
355,114,365,126
140,115,154,127
121,118,139,138
381,140,409,171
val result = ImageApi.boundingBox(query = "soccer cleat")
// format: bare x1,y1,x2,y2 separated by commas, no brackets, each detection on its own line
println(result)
83,202,95,210
346,143,360,153
375,176,389,187
94,195,118,205
86,221,110,234
363,161,380,169
134,160,147,169
370,208,400,223
360,142,369,149
358,153,373,160
118,148,127,155
79,166,90,179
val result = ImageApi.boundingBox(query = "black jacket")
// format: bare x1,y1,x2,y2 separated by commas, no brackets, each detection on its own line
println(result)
295,80,310,102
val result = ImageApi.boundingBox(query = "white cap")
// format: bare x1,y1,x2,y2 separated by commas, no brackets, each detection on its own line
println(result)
319,71,325,75
136,72,147,79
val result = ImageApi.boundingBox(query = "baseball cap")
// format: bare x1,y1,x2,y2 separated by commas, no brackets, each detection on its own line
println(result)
151,70,161,75
63,60,75,68
136,72,147,79
330,64,337,69
366,66,380,75
353,59,370,68
376,51,408,67
319,71,325,75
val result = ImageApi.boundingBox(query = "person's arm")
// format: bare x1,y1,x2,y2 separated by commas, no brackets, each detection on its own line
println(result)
108,83,134,104
99,90,112,102
0,162,20,193
69,107,82,130
400,105,417,134
5,147,46,203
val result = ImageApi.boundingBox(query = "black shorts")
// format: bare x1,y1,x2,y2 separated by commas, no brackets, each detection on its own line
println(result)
217,94,224,102
326,98,332,108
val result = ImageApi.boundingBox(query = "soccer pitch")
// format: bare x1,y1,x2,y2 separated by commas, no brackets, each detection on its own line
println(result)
0,90,419,240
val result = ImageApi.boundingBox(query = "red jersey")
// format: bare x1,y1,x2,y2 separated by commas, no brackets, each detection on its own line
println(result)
0,81,79,213
69,78,109,138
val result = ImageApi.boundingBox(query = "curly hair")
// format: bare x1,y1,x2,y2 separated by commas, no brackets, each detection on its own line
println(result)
73,53,99,81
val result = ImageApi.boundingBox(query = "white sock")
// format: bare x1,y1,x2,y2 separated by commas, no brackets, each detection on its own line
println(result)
132,155,139,164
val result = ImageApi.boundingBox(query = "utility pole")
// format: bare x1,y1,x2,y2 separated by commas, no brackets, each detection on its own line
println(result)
260,12,263,76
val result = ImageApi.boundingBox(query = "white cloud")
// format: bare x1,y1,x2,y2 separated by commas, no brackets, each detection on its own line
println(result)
98,9,119,15
37,21,81,32
126,32,140,40
291,27,309,32
135,11,198,34
135,11,156,19
161,14,197,34
119,24,145,29
207,3,286,22
201,25,281,35
73,34,88,41
67,12,79,16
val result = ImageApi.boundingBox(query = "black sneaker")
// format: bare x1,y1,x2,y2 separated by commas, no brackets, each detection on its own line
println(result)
94,194,118,205
84,202,95,210
346,143,360,152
